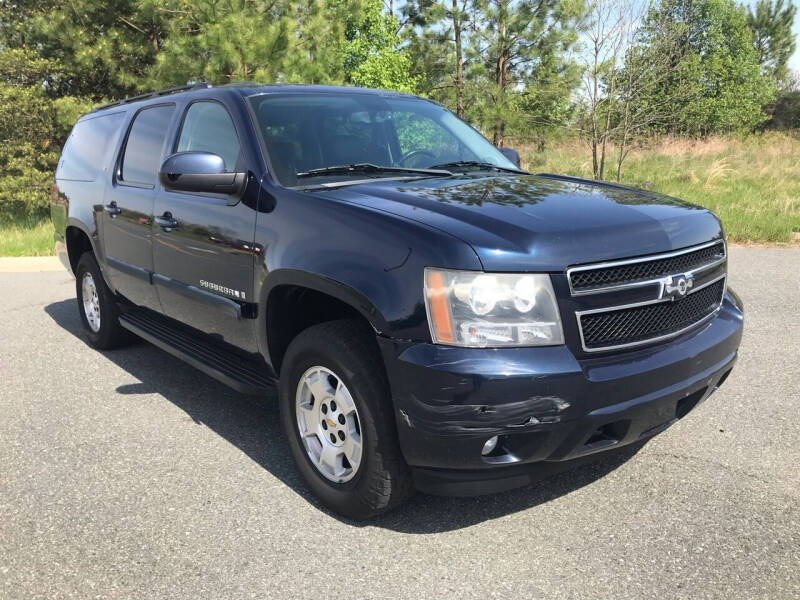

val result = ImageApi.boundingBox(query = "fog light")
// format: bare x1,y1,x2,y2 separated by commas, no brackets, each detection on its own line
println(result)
481,435,499,456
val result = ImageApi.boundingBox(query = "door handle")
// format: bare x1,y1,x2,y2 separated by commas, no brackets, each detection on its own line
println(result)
154,212,179,230
104,202,121,217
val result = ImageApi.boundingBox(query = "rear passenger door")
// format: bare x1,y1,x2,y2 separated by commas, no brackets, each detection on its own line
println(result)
103,104,175,310
151,100,257,352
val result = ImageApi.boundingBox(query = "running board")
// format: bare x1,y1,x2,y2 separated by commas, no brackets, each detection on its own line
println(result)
119,310,274,395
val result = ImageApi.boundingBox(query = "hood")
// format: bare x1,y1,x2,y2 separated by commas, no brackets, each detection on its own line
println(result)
318,174,723,271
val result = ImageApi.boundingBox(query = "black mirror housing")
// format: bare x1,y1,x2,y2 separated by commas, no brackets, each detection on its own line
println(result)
499,147,521,168
159,151,246,197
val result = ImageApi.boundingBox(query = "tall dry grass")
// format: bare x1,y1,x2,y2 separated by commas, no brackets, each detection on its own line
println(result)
520,133,800,243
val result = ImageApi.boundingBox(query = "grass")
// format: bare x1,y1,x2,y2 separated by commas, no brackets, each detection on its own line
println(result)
0,215,55,256
520,132,800,244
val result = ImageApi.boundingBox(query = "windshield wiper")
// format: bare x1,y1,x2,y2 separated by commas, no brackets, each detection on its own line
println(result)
427,161,525,174
296,163,453,178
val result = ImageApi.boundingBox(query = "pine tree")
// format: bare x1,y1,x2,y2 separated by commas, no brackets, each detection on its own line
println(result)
746,0,797,83
147,0,294,87
467,0,583,146
1,0,169,99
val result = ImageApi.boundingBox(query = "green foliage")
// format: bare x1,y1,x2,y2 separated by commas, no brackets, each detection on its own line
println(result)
148,0,294,86
403,0,584,144
145,0,418,91
746,0,797,83
634,0,776,135
341,0,420,92
0,47,60,219
0,82,57,219
401,0,454,99
0,215,55,256
769,75,800,128
0,47,93,218
466,0,585,145
2,0,167,99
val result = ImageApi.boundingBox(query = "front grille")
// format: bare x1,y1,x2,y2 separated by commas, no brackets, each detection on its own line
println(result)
569,241,725,292
579,279,725,350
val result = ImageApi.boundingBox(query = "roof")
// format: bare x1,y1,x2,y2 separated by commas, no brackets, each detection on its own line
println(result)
92,82,418,113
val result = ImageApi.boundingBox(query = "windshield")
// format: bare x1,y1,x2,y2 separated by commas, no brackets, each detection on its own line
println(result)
247,92,521,187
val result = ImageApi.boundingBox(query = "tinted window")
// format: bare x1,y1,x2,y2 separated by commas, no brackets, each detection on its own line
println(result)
56,112,125,181
120,105,175,186
249,93,518,186
176,102,241,171
394,112,461,160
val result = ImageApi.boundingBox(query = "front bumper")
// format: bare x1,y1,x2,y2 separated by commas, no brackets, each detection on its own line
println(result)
377,291,743,495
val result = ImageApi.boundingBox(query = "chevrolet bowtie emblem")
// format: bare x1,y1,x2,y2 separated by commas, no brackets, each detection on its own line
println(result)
326,419,336,428
663,273,693,300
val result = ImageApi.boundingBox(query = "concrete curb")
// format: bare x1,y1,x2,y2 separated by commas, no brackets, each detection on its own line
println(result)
0,256,64,273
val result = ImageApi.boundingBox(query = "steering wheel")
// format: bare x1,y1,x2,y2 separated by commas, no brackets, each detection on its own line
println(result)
397,149,437,168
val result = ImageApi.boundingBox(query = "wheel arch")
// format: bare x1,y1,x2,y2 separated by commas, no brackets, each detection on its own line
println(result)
257,269,391,374
65,220,98,275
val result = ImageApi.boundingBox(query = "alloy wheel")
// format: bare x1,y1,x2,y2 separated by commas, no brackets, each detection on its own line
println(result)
81,272,101,332
295,366,363,483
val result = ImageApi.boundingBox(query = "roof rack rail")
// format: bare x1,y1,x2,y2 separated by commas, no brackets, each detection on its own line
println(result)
92,82,213,112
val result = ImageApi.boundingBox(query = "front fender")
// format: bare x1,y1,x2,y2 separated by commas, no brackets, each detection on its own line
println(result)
252,185,484,366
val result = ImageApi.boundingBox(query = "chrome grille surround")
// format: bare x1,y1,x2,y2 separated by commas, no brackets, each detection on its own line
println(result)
567,240,726,296
567,241,728,353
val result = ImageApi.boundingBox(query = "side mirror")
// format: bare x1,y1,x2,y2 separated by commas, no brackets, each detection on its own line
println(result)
499,147,521,169
159,152,246,197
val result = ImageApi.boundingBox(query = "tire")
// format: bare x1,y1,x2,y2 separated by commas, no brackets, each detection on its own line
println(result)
75,252,133,350
279,319,413,519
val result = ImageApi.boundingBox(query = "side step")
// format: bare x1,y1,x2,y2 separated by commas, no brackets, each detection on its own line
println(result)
119,310,275,395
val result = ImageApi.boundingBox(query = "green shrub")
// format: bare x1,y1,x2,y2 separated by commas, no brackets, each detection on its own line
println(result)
0,83,58,219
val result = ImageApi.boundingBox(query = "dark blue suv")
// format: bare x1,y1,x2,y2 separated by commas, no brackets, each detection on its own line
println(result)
51,83,743,519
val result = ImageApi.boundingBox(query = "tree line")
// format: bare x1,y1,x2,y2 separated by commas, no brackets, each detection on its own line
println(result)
0,0,797,218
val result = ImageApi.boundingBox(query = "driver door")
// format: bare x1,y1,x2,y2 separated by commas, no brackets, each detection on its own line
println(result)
151,100,258,352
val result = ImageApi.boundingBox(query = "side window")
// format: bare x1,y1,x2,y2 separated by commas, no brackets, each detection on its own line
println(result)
176,102,241,171
120,105,175,187
57,112,125,182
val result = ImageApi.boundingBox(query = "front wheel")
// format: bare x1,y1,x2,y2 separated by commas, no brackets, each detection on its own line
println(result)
279,319,412,519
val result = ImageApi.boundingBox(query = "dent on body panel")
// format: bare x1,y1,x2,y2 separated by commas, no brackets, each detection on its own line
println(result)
398,392,573,435
382,341,581,434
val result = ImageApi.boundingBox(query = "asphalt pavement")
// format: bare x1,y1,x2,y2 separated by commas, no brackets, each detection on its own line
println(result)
1,246,798,599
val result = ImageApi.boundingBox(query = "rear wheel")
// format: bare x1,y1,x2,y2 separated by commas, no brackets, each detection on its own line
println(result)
75,252,132,349
279,319,412,519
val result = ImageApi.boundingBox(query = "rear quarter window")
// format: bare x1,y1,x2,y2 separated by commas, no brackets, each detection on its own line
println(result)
56,112,126,182
119,104,175,187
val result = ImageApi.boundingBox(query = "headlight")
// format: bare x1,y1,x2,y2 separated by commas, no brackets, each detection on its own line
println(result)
424,268,564,347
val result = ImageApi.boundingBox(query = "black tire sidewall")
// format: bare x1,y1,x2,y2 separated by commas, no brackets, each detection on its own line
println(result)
279,322,409,518
75,252,122,349
283,350,370,491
